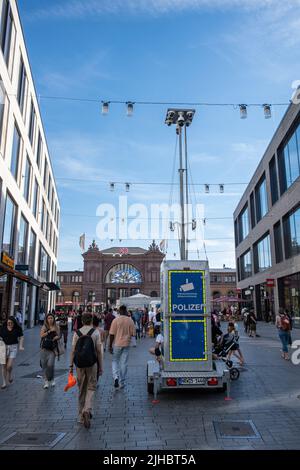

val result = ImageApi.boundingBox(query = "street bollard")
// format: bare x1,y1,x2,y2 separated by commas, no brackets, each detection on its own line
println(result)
224,369,232,401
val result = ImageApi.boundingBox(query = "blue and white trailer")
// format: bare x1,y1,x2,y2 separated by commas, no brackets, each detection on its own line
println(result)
147,260,231,398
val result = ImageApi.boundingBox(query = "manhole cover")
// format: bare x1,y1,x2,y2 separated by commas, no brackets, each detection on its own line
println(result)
213,420,261,439
0,432,65,447
21,369,68,379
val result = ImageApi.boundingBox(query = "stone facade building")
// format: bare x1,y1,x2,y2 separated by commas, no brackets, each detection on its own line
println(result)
57,241,164,309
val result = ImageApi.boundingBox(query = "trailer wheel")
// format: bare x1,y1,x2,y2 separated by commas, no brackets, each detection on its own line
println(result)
230,367,240,381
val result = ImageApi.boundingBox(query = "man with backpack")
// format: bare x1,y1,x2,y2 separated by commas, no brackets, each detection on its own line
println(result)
109,305,135,390
69,312,103,428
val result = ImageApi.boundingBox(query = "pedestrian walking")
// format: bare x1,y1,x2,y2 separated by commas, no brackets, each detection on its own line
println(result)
141,309,148,338
0,317,24,389
70,312,103,428
276,308,291,360
15,308,23,327
40,313,61,389
109,305,135,389
0,311,7,327
248,309,257,337
103,309,115,351
227,322,245,365
58,311,69,348
284,309,293,346
38,309,45,326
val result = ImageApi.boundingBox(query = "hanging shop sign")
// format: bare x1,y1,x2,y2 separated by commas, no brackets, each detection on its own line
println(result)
1,251,14,269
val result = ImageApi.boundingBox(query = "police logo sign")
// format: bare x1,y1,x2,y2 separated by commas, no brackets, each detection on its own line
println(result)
168,270,206,314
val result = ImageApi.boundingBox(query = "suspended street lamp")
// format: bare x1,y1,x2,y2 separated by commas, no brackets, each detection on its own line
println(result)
239,104,247,119
126,102,134,117
263,104,271,119
101,101,109,115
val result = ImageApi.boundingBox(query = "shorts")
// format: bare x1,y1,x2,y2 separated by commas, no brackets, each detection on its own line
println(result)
6,344,18,359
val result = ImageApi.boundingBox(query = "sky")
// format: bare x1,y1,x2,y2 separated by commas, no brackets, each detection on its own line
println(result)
18,0,300,271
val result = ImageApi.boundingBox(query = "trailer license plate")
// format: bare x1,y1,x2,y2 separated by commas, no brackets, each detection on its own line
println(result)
179,378,206,385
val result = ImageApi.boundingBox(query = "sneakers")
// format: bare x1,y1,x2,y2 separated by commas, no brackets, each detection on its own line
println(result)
83,411,91,429
114,378,119,389
43,380,49,389
50,380,56,387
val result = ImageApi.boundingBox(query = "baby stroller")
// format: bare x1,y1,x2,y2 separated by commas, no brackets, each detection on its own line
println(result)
213,333,240,381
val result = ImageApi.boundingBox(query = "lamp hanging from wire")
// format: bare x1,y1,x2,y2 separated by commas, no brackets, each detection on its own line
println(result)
126,102,134,117
239,104,247,119
219,184,224,193
101,101,109,115
205,184,210,193
109,182,115,191
263,104,271,119
125,183,130,192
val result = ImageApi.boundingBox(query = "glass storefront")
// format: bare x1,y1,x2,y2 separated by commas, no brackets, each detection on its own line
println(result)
255,283,275,322
278,273,300,328
0,274,11,323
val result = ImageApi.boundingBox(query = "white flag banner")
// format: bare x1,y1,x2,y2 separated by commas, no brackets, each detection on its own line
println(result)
159,239,165,252
79,233,85,251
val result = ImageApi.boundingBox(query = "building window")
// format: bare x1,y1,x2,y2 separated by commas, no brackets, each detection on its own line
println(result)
150,291,158,297
211,275,222,283
28,229,36,274
234,219,238,247
32,177,38,219
283,205,300,259
17,55,27,115
150,271,158,282
47,174,51,201
274,221,283,264
43,159,48,191
28,100,36,146
278,123,300,194
17,215,28,264
2,192,17,257
255,175,268,222
238,204,249,242
105,264,142,284
240,250,252,280
250,191,256,228
79,276,82,283
40,199,45,232
0,0,13,66
10,124,21,181
23,155,31,203
36,131,42,170
0,78,6,140
269,155,279,205
39,243,50,280
253,233,272,273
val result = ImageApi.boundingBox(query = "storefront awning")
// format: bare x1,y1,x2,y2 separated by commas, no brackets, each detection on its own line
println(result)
0,263,33,284
42,282,60,291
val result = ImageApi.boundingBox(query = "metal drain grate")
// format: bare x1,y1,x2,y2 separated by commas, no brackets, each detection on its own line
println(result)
0,432,65,448
21,369,68,379
213,420,261,439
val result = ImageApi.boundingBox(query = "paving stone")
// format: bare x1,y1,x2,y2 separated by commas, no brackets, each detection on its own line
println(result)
1,323,300,450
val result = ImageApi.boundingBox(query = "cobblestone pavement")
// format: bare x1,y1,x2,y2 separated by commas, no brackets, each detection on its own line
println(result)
0,322,300,450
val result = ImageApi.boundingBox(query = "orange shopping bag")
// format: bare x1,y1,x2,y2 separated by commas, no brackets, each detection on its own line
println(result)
64,372,77,392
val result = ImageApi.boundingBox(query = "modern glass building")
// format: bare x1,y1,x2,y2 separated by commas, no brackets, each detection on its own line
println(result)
234,101,300,327
0,0,60,327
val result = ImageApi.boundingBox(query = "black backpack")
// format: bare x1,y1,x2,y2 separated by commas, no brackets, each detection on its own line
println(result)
73,328,97,368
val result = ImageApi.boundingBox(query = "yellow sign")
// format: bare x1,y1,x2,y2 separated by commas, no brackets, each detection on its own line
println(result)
1,252,14,269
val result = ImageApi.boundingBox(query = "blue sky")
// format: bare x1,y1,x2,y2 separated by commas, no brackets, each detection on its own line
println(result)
18,0,300,270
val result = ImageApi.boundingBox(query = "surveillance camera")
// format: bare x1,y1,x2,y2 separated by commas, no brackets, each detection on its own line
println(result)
177,112,185,127
167,110,175,120
185,121,190,127
166,120,172,126
187,111,194,120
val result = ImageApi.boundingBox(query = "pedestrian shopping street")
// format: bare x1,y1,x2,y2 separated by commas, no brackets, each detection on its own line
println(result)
0,322,300,450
